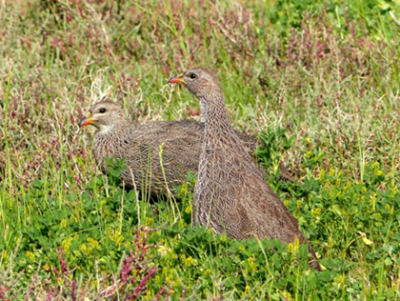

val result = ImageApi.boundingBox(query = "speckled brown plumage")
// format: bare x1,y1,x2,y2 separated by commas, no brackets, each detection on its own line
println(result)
79,101,290,195
169,67,320,270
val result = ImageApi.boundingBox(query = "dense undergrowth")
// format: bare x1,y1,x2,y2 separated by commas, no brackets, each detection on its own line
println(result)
2,0,400,299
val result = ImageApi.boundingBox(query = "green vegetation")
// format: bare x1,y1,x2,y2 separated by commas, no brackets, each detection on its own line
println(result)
1,0,400,299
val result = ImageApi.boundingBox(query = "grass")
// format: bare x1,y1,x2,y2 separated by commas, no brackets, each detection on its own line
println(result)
2,0,400,299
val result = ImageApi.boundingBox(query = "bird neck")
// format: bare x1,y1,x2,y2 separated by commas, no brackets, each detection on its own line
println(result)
199,94,236,144
98,118,131,136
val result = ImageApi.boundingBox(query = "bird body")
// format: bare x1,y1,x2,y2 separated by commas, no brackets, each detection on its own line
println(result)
79,101,272,195
169,67,320,270
93,120,199,194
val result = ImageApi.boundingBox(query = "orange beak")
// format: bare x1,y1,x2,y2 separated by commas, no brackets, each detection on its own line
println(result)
168,75,186,85
79,113,95,128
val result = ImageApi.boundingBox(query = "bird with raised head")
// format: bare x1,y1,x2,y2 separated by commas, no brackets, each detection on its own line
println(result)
169,67,320,270
79,101,287,195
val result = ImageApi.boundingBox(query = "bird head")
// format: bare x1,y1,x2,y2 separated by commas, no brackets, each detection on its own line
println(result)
168,67,222,100
79,101,128,134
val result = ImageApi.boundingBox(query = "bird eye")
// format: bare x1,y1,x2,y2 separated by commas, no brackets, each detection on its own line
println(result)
99,108,106,113
190,73,197,79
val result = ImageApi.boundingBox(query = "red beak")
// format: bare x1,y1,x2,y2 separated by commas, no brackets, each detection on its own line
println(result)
168,75,186,85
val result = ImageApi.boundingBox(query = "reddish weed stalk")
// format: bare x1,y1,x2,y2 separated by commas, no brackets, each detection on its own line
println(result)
12,226,170,300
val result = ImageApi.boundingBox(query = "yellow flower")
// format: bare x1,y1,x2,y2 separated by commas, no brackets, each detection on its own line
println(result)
167,279,176,288
168,250,177,260
238,244,245,252
297,200,302,209
26,251,35,261
319,169,325,180
220,235,227,242
288,237,300,254
242,285,251,297
61,237,74,253
204,269,211,276
157,245,171,257
111,230,124,244
335,274,345,285
361,186,367,194
178,183,188,197
87,238,99,249
385,204,393,215
185,256,194,266
369,195,375,206
372,162,380,169
247,257,257,273
110,234,122,244
185,206,192,214
178,219,187,227
60,219,67,228
312,207,321,218
306,151,313,159
282,291,293,301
